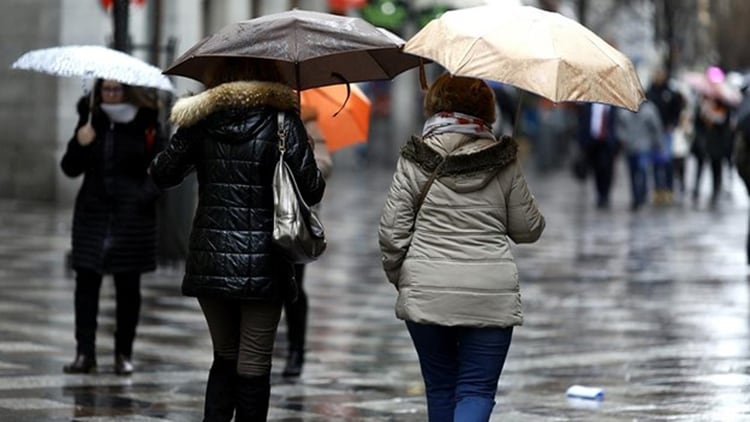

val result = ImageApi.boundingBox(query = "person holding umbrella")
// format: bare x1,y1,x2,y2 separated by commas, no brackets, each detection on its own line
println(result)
378,73,545,421
60,79,163,375
149,59,325,421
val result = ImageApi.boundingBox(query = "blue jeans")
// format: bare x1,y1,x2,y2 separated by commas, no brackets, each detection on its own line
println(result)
406,322,514,422
627,152,650,209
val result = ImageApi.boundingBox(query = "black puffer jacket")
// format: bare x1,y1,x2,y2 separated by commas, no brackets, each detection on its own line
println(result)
150,81,325,301
61,97,162,274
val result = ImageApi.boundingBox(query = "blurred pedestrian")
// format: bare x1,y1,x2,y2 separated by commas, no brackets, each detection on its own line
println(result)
577,102,619,209
671,110,693,197
378,73,545,422
646,67,686,204
60,79,163,376
692,93,733,208
282,104,333,378
149,60,325,421
615,101,664,211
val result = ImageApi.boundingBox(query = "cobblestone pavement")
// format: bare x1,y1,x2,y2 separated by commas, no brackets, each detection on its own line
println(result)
0,159,749,421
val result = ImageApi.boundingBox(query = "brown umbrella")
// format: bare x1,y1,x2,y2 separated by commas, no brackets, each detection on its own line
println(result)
164,9,422,90
404,5,645,111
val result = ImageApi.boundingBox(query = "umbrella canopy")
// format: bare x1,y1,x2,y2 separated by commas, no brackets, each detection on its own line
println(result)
404,5,644,111
163,9,422,90
301,84,371,152
683,71,741,107
12,45,174,92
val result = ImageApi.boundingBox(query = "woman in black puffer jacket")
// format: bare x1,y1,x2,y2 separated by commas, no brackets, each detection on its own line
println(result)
149,61,325,421
61,79,163,376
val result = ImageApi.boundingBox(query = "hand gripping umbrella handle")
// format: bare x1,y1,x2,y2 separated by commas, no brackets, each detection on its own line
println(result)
87,87,95,125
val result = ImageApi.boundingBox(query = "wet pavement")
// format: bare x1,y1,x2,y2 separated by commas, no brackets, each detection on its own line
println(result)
0,158,749,421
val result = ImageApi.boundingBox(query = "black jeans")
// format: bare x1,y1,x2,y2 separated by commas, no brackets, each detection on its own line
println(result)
586,142,617,207
74,268,141,357
693,155,723,202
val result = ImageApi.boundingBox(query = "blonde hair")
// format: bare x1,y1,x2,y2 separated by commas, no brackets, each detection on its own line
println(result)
424,73,496,123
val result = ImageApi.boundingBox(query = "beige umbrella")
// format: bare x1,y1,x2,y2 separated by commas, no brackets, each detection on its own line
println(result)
404,5,645,111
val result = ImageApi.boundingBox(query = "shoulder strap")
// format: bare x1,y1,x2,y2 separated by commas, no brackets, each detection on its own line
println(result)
413,135,476,220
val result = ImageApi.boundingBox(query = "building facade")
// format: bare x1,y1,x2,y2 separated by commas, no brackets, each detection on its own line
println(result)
0,0,326,204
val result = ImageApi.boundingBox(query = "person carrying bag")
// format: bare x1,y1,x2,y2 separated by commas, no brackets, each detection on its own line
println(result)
272,112,327,264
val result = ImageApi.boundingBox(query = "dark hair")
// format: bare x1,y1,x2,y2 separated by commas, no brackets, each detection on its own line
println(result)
424,73,496,123
203,58,285,88
92,79,157,110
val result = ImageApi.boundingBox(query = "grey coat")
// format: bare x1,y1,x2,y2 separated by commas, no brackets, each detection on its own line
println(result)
615,101,664,155
378,132,545,327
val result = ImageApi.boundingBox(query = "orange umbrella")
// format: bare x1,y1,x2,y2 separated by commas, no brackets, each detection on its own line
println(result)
300,84,371,152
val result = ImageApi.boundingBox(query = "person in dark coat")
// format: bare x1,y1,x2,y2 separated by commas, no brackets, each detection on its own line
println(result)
577,102,619,209
734,88,750,263
60,79,163,376
149,60,325,421
692,93,733,207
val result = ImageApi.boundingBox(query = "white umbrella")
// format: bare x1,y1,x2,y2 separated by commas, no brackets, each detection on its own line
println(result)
12,45,174,92
404,5,644,111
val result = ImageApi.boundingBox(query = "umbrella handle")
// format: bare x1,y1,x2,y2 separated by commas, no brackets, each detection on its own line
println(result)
330,72,351,117
419,59,428,91
87,87,95,125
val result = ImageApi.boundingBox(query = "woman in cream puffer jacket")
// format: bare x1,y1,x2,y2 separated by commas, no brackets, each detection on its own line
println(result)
378,73,544,422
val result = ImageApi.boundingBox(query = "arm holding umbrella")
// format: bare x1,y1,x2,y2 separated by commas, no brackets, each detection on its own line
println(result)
301,105,333,179
61,97,98,177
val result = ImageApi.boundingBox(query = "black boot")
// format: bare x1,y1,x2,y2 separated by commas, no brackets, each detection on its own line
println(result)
282,349,304,378
203,355,237,422
114,354,134,376
63,354,97,374
283,266,307,378
235,373,271,422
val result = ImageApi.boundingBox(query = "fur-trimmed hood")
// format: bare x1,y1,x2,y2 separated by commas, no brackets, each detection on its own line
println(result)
169,81,298,127
401,133,518,192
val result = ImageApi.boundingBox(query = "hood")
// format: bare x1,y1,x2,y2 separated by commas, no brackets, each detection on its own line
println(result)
169,81,298,128
401,132,518,192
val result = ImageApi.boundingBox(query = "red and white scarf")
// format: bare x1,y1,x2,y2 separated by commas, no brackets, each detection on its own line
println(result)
422,111,495,139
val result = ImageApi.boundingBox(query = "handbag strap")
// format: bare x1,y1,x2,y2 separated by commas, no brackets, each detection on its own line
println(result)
277,112,287,153
413,134,476,219
414,135,476,212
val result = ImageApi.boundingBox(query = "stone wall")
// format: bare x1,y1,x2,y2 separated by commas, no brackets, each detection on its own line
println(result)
1,1,63,200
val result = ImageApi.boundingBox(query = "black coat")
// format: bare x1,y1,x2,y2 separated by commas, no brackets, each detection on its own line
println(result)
149,81,325,301
61,97,163,274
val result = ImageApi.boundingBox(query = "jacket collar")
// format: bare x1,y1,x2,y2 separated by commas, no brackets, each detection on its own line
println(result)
401,134,518,177
169,81,298,127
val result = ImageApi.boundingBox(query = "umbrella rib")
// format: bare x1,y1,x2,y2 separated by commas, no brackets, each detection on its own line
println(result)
454,37,483,74
364,49,392,78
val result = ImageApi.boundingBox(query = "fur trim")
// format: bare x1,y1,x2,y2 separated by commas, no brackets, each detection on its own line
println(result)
170,81,298,127
401,135,518,177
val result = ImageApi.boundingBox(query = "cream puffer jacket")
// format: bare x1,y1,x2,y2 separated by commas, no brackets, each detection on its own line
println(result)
378,132,545,327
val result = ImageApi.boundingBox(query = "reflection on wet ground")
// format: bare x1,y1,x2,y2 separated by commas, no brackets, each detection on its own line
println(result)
0,161,748,421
